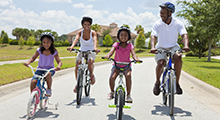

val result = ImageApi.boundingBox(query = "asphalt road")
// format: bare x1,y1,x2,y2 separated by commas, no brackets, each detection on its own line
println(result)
0,57,220,120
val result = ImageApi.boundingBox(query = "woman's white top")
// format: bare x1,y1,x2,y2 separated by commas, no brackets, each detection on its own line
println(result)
80,29,94,51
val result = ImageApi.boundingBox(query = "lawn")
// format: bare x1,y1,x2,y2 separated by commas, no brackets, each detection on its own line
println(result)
182,57,220,89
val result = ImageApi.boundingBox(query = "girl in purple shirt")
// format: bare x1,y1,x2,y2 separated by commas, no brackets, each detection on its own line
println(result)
23,32,62,97
104,26,141,102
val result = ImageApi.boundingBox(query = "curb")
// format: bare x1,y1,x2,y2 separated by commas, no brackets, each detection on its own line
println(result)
0,61,108,97
181,70,220,100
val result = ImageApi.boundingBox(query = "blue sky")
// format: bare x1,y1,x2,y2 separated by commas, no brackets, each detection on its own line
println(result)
0,0,185,38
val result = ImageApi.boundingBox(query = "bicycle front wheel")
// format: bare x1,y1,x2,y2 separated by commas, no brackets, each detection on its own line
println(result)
76,68,83,105
84,69,91,96
27,91,38,118
169,71,174,116
116,89,124,120
162,72,167,105
40,89,48,110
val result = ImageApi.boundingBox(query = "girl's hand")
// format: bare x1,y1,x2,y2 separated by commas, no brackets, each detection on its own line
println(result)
136,59,141,62
55,66,61,71
23,62,29,67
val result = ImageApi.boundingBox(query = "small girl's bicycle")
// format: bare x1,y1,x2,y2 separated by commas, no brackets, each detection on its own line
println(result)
27,65,58,118
102,57,142,120
158,49,184,116
68,48,95,105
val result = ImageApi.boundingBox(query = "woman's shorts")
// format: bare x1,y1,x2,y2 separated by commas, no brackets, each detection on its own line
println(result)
155,45,181,62
31,70,55,80
76,52,96,62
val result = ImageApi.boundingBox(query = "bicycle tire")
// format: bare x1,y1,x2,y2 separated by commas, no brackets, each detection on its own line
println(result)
84,69,91,96
27,91,38,118
39,89,48,110
116,89,124,120
76,68,83,105
162,72,167,105
169,71,174,116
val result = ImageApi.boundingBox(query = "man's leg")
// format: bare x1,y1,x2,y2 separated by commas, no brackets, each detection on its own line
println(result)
173,53,183,94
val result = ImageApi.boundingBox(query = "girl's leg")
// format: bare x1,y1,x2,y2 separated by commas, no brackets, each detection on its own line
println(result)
124,68,132,95
46,72,52,89
88,59,95,85
109,67,119,92
30,79,38,92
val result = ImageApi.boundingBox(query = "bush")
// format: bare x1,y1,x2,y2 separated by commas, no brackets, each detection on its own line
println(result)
9,40,18,45
34,41,41,46
54,42,62,47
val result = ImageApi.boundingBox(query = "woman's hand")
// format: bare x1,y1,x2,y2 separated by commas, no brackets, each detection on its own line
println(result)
94,49,100,55
67,47,74,52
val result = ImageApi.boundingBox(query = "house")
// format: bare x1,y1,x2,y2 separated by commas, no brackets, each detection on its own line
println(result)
67,23,137,46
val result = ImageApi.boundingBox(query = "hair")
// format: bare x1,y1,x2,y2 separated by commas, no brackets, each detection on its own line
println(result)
40,36,57,55
81,16,93,27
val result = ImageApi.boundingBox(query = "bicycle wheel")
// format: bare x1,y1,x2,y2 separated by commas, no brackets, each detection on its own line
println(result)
40,89,48,110
84,69,91,96
76,68,83,105
169,71,174,116
27,91,38,118
116,89,124,120
162,72,167,105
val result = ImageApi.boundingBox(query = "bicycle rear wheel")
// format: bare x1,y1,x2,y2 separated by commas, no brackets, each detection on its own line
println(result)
27,91,38,118
40,89,48,110
76,68,83,105
169,71,174,116
116,89,124,120
84,69,91,96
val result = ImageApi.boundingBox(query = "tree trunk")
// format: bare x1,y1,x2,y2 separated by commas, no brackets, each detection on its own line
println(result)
207,36,212,62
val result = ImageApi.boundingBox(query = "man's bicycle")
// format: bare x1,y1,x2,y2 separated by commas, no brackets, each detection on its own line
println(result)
69,48,95,105
102,57,142,120
27,65,58,118
157,49,184,116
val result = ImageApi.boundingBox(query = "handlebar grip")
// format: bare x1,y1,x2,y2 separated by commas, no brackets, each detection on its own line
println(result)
101,57,105,59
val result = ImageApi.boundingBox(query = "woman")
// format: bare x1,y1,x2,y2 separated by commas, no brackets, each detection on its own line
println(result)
68,16,100,93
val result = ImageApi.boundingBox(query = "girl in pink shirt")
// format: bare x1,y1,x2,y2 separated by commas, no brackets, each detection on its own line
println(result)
104,26,141,102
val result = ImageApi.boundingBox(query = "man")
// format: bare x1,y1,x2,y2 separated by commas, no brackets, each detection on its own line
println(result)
150,2,190,96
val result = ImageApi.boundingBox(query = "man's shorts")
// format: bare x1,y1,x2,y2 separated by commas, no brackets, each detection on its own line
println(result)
32,70,55,80
76,52,96,62
155,45,181,62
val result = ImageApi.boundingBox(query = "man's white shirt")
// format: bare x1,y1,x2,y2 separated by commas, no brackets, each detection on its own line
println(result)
151,17,187,49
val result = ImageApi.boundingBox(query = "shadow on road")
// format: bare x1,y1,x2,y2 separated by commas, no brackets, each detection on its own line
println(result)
107,112,136,120
151,104,192,119
65,96,97,108
19,107,59,120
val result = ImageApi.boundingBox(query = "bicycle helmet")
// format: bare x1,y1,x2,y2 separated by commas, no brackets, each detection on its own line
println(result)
117,26,131,41
81,16,93,27
40,32,55,42
159,2,175,13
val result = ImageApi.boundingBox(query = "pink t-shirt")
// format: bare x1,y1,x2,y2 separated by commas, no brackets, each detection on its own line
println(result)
112,42,134,67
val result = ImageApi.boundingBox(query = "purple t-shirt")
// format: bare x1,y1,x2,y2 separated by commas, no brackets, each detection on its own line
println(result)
112,42,134,67
37,48,58,69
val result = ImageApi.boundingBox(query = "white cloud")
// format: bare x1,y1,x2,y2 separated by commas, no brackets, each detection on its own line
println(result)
0,0,12,7
72,3,93,9
38,0,71,3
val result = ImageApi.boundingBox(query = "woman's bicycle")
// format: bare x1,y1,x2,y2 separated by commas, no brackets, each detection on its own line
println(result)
68,48,96,105
157,49,184,116
102,57,142,120
27,65,58,118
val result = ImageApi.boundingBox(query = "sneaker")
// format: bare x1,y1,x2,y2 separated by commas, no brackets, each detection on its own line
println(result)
46,89,52,97
153,83,160,96
126,95,133,103
176,84,183,95
107,92,114,100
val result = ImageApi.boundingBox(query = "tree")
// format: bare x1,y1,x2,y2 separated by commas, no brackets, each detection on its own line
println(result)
19,36,25,49
0,36,2,44
144,31,151,39
51,31,58,40
35,29,44,40
134,25,144,34
91,23,101,43
135,30,146,50
103,34,113,50
177,0,220,61
2,33,9,45
101,28,111,40
122,24,130,28
27,35,36,48
21,28,31,40
12,28,22,40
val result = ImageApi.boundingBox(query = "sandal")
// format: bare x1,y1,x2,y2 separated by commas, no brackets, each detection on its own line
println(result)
90,75,95,85
107,92,114,100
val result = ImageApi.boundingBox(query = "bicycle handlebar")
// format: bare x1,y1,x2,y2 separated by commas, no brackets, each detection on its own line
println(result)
28,65,55,79
67,48,96,53
101,57,143,66
156,49,185,54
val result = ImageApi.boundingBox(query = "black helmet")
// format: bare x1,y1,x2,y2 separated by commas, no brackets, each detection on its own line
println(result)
117,26,131,41
159,2,175,13
40,32,55,42
81,16,93,27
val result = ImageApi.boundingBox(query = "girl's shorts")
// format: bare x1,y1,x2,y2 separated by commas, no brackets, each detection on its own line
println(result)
31,70,55,80
111,65,132,71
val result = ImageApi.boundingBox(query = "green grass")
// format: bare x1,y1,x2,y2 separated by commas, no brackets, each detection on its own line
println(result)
182,57,220,89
